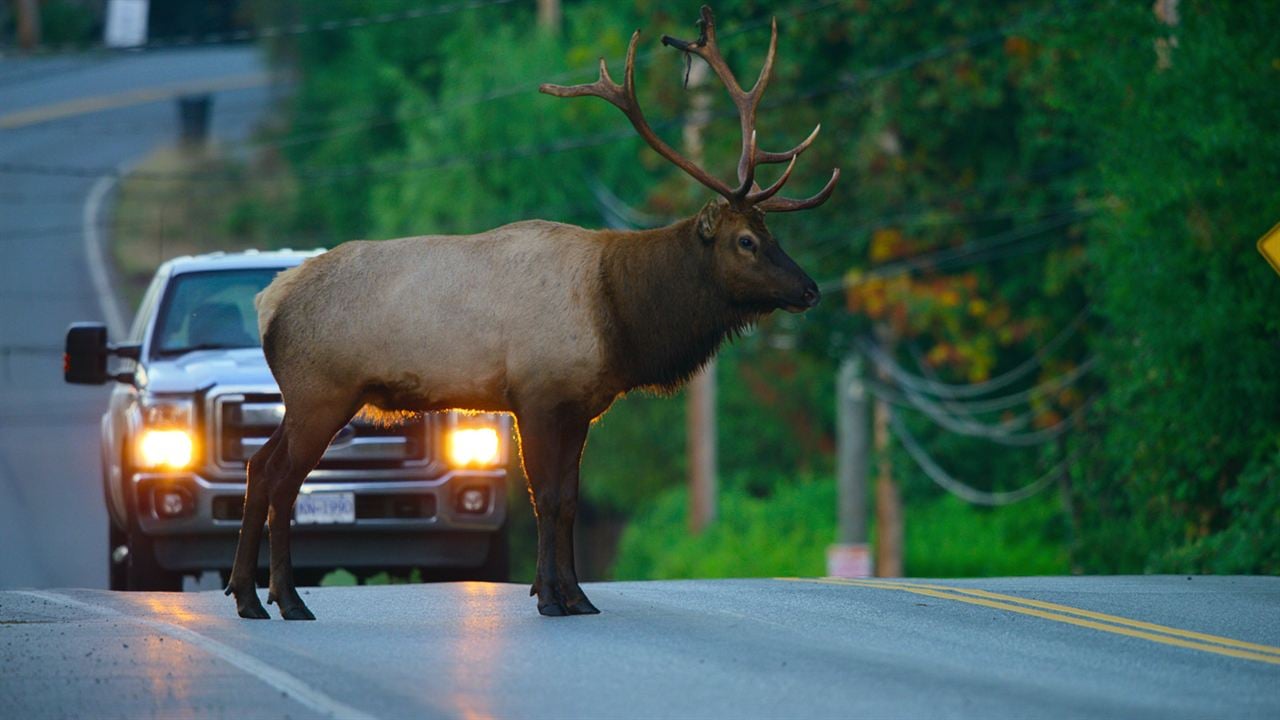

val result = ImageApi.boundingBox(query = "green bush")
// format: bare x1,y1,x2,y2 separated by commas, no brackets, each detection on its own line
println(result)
613,477,1069,579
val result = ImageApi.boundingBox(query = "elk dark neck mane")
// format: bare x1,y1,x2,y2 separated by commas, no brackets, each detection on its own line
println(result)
596,217,758,394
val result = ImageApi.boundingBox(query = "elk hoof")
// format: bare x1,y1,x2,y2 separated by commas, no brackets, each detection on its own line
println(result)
537,601,569,617
566,596,600,615
536,584,600,617
278,604,316,621
226,584,270,620
267,589,316,621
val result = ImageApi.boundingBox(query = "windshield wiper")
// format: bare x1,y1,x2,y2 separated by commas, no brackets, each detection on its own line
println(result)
157,343,256,356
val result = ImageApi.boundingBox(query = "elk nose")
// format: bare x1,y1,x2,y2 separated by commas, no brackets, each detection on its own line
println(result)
802,283,821,308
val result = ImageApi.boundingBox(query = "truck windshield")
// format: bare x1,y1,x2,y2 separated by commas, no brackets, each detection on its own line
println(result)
153,268,286,357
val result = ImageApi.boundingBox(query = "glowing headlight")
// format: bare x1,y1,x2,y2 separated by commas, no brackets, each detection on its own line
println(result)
447,428,500,468
138,429,194,470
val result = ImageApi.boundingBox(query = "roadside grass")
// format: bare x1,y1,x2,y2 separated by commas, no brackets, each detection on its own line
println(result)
110,143,297,310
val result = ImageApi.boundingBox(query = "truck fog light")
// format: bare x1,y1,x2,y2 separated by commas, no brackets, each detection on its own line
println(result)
457,487,489,514
138,429,194,469
155,487,194,519
447,428,500,468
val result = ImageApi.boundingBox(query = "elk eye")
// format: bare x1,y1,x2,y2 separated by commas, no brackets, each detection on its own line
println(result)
737,235,756,251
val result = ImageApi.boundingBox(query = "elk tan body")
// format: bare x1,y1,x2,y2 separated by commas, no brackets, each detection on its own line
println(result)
257,221,621,419
226,5,839,620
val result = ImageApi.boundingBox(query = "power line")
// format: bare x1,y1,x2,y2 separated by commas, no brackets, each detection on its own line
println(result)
818,210,1092,296
0,0,519,57
0,0,1087,187
856,307,1091,400
875,371,1090,446
890,410,1076,506
803,159,1090,261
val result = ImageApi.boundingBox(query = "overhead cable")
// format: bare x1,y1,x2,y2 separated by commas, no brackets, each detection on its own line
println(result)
0,0,1088,184
890,411,1072,506
0,0,518,57
855,307,1090,400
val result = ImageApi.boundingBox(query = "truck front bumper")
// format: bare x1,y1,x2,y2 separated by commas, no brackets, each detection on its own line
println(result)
129,470,507,571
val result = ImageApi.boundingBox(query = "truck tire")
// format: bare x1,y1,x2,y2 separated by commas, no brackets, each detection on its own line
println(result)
125,531,183,591
108,523,128,591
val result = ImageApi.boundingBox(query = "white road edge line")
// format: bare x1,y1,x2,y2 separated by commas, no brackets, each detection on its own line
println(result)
17,590,379,720
83,173,127,339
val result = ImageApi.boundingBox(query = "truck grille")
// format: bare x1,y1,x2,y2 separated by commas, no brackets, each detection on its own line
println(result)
215,394,428,470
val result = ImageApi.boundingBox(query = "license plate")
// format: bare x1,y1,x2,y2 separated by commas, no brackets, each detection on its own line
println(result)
294,492,355,525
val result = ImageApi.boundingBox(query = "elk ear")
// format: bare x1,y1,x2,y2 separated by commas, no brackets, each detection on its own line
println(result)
696,200,725,243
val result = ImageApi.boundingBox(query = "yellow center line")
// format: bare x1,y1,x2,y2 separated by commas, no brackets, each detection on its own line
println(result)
779,577,1280,666
0,72,271,130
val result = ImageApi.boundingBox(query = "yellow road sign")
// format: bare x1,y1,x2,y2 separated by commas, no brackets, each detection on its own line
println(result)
1259,221,1280,276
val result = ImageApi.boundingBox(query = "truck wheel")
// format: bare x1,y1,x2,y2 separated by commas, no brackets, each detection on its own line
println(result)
108,523,128,591
125,531,183,591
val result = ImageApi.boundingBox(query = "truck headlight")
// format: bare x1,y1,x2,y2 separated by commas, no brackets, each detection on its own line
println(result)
138,429,194,470
447,427,500,468
141,397,193,427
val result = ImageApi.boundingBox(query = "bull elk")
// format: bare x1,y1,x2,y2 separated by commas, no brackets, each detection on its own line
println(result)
226,5,839,619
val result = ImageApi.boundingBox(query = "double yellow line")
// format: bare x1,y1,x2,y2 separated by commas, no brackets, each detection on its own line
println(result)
782,577,1280,666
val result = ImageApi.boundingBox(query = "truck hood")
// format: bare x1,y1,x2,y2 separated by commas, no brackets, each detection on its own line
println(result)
143,348,278,394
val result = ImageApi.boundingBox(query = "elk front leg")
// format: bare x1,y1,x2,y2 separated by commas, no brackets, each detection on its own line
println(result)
516,405,596,616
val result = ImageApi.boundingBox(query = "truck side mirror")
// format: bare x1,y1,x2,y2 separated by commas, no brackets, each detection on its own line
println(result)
65,323,110,384
64,323,140,385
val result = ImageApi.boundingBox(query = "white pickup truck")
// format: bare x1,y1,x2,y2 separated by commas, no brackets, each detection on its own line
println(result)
65,250,510,590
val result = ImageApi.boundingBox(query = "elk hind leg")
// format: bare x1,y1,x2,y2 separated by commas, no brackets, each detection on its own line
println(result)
225,425,286,619
266,401,356,620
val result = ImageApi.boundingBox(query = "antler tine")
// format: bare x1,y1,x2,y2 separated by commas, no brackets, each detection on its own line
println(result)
745,153,796,204
541,31,735,200
735,129,758,199
757,123,821,165
748,18,778,110
757,168,841,213
663,6,770,195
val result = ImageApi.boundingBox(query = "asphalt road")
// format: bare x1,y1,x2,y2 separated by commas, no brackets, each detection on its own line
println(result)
0,46,273,590
1,576,1277,719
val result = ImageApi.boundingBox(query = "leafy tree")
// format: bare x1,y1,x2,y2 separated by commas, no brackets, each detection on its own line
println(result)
1055,0,1280,572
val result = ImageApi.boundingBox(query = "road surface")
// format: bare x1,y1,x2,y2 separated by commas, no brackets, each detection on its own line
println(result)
1,576,1277,718
0,46,273,590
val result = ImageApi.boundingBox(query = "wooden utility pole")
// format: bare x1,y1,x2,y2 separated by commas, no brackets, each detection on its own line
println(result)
828,355,873,577
873,328,903,577
16,0,41,51
536,0,561,36
683,60,717,533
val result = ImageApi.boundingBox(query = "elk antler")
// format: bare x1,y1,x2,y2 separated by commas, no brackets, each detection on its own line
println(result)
542,5,839,213
541,31,736,201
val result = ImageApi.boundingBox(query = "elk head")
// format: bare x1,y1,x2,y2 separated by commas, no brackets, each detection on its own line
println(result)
540,4,839,314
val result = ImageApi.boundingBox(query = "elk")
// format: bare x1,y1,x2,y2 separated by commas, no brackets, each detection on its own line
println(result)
226,5,839,620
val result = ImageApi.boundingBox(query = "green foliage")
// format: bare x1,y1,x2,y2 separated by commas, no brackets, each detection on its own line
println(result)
612,476,835,580
613,477,1069,579
1055,0,1280,573
904,495,1070,577
39,1,97,47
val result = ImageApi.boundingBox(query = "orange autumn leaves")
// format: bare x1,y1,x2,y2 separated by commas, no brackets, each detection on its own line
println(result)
845,226,1083,426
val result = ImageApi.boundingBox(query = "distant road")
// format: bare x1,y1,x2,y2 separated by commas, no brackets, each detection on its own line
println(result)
0,47,273,590
1,577,1277,718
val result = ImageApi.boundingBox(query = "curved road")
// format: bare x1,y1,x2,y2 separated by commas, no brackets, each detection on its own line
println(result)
2,577,1278,718
0,46,273,590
